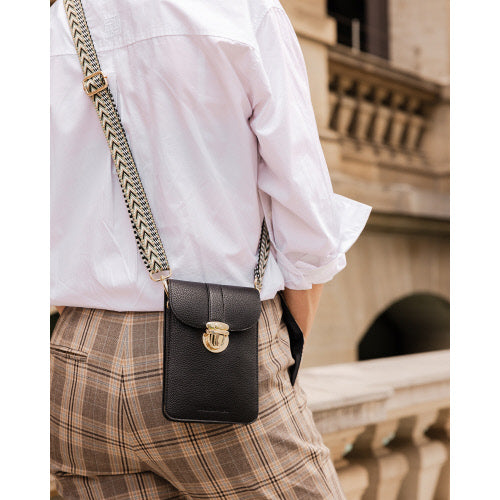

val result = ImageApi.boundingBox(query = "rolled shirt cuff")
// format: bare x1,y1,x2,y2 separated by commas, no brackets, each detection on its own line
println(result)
276,193,372,289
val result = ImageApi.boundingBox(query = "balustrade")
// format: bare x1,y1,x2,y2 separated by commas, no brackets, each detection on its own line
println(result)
301,350,450,499
328,46,441,165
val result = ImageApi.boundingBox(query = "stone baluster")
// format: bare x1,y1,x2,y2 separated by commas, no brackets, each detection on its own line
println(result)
334,76,357,136
399,96,421,151
346,420,409,500
322,427,370,500
388,93,407,149
354,82,375,142
405,113,426,152
426,409,450,500
389,410,448,500
371,88,392,148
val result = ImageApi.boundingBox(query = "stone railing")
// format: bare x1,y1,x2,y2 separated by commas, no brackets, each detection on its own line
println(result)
327,44,445,171
302,350,450,499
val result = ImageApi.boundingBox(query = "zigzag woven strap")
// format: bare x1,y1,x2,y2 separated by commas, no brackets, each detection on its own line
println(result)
63,0,270,289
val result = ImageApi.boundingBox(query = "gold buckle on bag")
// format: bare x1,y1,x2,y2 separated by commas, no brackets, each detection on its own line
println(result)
83,71,108,96
203,322,230,353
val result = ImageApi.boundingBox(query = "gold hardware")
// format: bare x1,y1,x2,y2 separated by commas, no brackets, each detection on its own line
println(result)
149,269,172,295
83,71,108,96
254,277,262,291
203,321,230,353
149,269,172,281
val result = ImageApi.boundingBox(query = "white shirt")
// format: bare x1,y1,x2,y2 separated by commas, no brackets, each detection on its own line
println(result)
50,0,372,311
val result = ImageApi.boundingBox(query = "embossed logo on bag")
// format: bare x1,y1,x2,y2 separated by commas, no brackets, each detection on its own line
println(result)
203,322,230,353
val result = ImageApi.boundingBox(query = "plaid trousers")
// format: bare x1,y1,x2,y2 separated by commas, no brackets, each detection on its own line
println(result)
50,293,346,499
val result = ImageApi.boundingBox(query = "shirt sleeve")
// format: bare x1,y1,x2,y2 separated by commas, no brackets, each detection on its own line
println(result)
248,5,372,289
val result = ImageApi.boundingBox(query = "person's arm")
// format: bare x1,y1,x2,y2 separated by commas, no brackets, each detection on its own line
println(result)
283,284,323,340
247,7,371,332
55,306,65,315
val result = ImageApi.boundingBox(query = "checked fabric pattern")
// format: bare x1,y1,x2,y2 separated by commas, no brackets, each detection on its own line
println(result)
63,0,271,288
50,295,346,499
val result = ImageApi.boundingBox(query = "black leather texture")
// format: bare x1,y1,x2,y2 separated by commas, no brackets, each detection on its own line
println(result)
162,279,261,424
278,291,304,386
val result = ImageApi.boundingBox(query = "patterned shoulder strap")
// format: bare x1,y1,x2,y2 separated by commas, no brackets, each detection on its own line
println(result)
63,0,270,290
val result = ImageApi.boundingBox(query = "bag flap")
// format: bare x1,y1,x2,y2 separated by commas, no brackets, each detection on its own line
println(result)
167,279,261,331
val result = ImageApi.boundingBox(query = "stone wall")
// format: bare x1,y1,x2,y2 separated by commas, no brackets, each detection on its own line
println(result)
303,222,450,366
282,0,450,367
388,0,450,84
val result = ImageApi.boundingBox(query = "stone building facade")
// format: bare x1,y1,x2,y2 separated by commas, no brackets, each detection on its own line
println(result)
282,0,450,368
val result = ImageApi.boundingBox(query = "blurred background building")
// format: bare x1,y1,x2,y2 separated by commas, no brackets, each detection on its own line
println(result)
51,0,450,498
278,1,450,498
295,0,450,367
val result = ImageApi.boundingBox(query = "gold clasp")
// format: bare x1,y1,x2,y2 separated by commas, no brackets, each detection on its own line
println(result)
83,70,108,96
203,321,230,353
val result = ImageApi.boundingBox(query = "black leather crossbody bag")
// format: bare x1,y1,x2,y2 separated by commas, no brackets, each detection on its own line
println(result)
64,0,304,425
163,280,261,423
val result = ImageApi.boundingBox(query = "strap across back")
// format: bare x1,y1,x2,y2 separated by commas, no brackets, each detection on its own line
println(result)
63,0,271,290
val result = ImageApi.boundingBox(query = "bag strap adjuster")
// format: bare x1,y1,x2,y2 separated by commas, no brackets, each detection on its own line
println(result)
83,70,108,97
